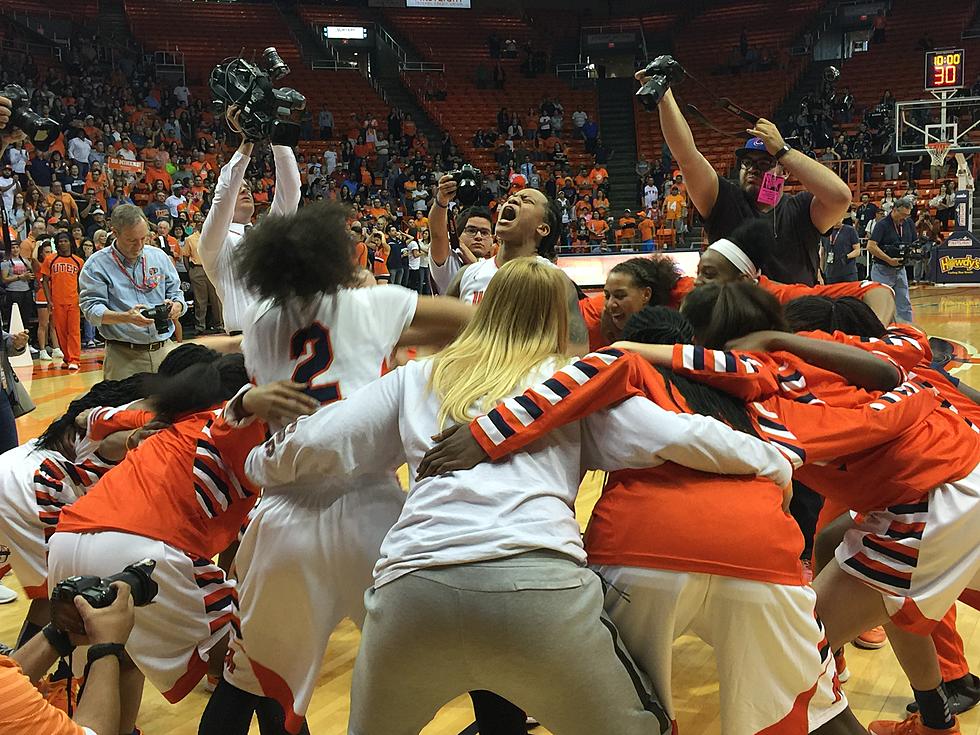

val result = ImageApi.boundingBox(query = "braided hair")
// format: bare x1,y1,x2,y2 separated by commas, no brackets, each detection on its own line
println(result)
158,344,222,376
147,353,249,424
609,256,682,306
622,305,758,436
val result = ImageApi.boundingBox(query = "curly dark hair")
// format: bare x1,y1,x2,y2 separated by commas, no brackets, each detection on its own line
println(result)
233,201,358,306
36,374,150,451
158,344,222,376
147,353,249,423
622,305,757,436
609,256,682,307
784,296,887,339
681,281,788,349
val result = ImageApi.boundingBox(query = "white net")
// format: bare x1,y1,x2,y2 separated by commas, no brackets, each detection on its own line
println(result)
927,141,952,168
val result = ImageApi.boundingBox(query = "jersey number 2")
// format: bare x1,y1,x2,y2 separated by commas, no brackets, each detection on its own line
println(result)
289,323,341,405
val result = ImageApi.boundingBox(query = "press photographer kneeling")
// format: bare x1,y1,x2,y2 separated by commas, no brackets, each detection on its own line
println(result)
866,196,915,323
0,577,137,735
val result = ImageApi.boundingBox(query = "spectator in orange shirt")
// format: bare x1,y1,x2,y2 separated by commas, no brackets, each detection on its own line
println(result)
574,166,592,196
616,209,638,244
144,156,172,191
589,163,609,187
0,583,137,735
637,211,656,251
574,194,592,220
593,191,610,217
586,209,610,247
40,232,85,369
663,185,687,233
45,181,80,224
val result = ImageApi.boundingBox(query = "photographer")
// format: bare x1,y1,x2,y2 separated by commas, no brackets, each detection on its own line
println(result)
867,197,915,322
78,205,186,380
0,584,135,735
427,174,494,294
198,107,300,335
640,61,852,286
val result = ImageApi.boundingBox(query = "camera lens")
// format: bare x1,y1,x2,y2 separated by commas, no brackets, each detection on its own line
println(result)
105,559,159,607
263,47,290,81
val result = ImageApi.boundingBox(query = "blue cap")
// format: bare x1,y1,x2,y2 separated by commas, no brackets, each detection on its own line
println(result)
735,137,771,159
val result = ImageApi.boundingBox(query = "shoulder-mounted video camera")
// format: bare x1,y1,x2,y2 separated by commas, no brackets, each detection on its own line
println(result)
210,48,306,147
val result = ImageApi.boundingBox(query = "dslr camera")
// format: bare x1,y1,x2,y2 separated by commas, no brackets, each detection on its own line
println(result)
0,84,60,152
636,55,685,111
448,163,482,206
210,47,306,147
50,559,159,635
141,303,171,334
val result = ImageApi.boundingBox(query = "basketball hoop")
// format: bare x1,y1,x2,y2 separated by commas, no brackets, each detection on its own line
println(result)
927,141,952,168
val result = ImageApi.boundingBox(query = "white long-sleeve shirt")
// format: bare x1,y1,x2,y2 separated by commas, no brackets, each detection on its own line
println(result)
198,145,301,332
245,358,792,588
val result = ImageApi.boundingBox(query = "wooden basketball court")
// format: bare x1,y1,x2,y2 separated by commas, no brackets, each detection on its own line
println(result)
1,284,979,734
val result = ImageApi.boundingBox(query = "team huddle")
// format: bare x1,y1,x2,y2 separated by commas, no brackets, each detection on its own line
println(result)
2,117,980,735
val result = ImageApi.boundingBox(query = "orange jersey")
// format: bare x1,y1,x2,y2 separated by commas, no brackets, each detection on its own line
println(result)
40,254,84,306
671,342,980,512
57,407,267,560
468,350,936,583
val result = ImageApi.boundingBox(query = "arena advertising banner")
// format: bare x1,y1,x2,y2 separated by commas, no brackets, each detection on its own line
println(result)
935,231,980,284
406,0,471,7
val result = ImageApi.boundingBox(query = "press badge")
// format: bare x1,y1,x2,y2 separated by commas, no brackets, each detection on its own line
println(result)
757,172,785,206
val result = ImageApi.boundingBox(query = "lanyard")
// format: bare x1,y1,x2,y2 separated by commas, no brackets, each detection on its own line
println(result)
109,247,155,293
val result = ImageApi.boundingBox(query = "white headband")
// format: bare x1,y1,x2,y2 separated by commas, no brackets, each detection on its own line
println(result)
706,238,760,282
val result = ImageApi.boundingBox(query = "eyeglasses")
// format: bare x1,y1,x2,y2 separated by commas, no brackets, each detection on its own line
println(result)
463,226,492,237
741,158,777,173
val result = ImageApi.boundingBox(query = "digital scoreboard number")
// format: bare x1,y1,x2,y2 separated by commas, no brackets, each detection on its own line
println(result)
926,49,965,91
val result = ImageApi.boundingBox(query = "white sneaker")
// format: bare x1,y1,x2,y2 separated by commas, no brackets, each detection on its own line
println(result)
0,583,17,604
67,363,79,371
38,349,52,361
52,348,64,358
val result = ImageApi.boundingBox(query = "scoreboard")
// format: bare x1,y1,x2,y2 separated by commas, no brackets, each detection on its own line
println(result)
926,49,966,91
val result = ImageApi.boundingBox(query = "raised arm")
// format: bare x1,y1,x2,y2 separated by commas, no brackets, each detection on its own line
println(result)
269,145,301,216
198,141,252,278
244,370,405,489
653,89,720,219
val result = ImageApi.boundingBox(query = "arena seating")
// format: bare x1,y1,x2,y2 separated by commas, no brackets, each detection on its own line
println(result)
0,0,98,22
381,8,599,174
123,0,388,161
634,0,822,175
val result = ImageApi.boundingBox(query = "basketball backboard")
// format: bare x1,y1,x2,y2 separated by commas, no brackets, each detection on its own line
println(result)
895,96,980,157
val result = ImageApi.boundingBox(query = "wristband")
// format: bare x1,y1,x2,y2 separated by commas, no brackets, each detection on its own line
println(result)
434,199,449,209
774,144,792,161
86,643,126,666
42,625,75,658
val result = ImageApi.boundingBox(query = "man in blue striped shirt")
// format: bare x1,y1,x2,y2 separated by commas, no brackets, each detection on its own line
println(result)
79,204,186,379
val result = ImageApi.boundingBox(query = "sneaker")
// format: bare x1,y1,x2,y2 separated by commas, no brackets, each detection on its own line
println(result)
834,649,850,684
0,583,17,604
67,363,79,371
38,349,52,361
867,714,960,734
52,347,63,358
853,626,888,650
82,341,95,349
908,676,980,715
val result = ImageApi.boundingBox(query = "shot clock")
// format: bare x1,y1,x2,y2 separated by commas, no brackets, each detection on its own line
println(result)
926,49,965,91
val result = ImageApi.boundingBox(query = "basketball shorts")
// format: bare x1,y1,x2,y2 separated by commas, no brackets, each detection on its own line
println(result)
0,477,67,599
836,463,980,635
595,565,848,734
47,530,236,702
224,476,404,735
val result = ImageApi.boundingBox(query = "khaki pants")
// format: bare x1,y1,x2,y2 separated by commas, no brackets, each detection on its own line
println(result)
348,552,670,735
102,339,177,380
188,264,223,332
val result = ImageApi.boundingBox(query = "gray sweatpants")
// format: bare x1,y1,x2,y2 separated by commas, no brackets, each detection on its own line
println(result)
348,552,670,735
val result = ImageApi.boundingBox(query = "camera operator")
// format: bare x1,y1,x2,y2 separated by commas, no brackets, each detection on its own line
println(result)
0,583,135,735
639,61,852,286
867,197,915,322
78,204,186,380
427,174,495,294
197,106,300,335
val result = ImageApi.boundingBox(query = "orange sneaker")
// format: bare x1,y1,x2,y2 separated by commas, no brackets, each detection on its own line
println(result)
854,626,888,650
867,714,960,735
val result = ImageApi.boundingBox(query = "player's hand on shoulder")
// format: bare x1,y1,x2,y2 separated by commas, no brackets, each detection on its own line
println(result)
242,380,321,424
416,423,489,481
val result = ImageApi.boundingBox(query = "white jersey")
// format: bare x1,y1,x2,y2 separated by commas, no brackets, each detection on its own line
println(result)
458,255,555,304
245,357,793,588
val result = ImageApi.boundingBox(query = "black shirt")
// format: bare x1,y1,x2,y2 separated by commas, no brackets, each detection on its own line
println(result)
869,214,915,266
824,224,860,283
705,177,825,286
